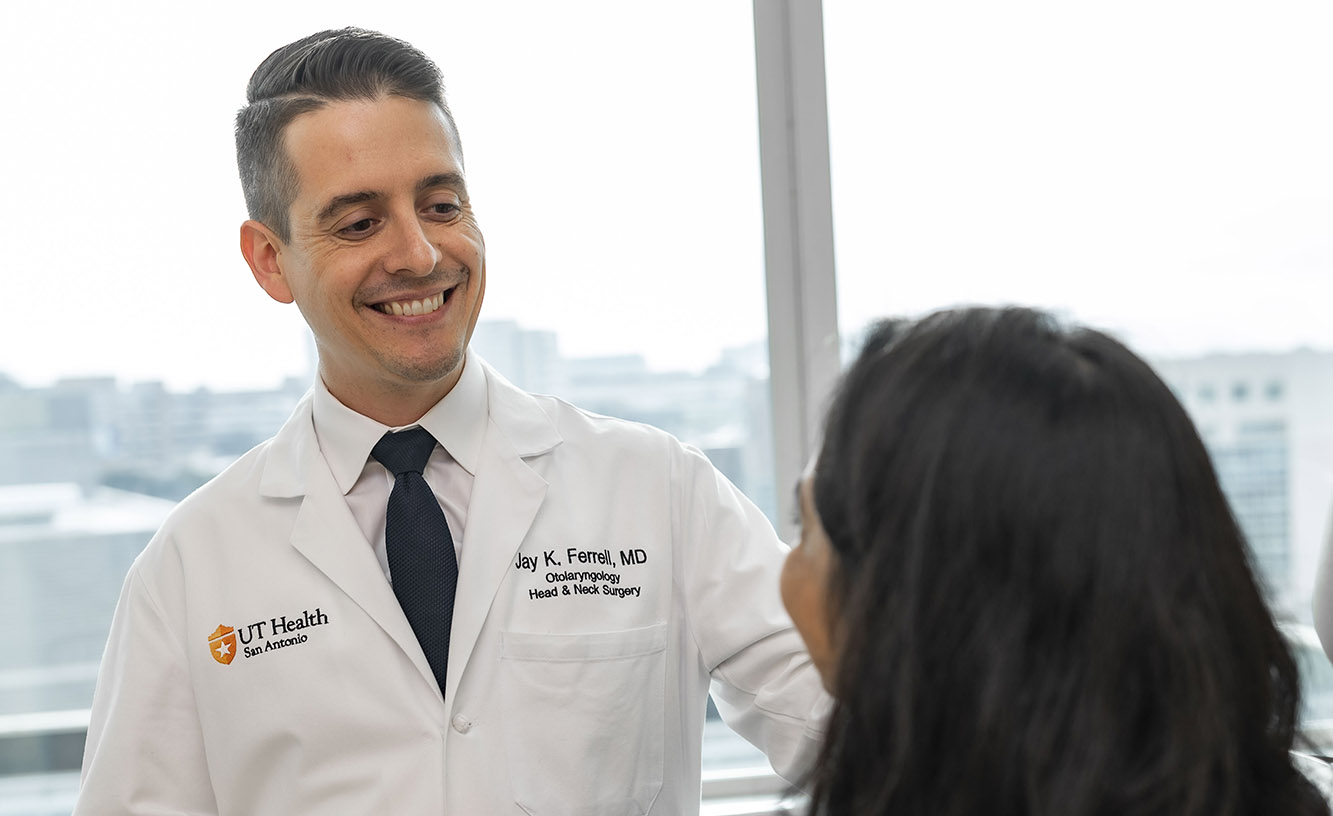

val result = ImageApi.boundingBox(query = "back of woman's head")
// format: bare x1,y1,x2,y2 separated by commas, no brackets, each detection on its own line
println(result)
808,306,1326,816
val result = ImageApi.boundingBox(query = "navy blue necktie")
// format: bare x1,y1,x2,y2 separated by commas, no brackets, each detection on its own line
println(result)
371,428,457,695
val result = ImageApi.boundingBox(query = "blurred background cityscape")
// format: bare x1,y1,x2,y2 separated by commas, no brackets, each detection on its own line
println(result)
5,320,1333,725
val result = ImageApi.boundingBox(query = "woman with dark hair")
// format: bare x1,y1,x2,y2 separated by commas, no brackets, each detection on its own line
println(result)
781,306,1332,816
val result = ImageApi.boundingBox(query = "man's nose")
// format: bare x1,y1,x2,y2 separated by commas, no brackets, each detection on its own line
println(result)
385,216,441,277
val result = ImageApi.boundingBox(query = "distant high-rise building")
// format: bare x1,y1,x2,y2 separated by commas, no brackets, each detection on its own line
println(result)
471,322,778,522
0,378,117,489
0,484,174,715
471,320,568,396
1153,350,1333,621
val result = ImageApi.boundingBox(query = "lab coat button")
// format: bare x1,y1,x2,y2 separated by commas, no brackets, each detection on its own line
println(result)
451,714,472,734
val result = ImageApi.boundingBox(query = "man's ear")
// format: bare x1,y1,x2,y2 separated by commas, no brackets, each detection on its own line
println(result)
240,220,295,304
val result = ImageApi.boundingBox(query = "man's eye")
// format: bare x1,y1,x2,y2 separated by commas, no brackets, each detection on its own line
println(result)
339,218,376,236
429,203,459,218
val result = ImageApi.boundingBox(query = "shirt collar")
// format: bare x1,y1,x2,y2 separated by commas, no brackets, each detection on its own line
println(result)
312,351,489,495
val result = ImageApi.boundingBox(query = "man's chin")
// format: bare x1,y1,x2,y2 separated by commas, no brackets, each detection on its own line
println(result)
382,350,466,386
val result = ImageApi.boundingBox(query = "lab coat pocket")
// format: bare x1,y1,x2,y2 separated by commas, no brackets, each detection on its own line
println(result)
500,622,668,816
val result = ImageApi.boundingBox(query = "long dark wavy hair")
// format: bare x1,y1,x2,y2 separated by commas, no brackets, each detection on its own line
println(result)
806,307,1327,816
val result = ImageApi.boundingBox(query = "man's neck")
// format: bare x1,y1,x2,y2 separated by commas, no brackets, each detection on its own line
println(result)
319,365,464,427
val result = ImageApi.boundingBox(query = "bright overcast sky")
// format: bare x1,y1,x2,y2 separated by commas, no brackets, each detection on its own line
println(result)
3,1,1331,390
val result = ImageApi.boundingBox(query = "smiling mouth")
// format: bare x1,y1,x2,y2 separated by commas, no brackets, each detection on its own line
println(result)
371,288,452,316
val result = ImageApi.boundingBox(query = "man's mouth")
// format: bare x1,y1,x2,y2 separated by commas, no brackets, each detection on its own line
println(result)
371,289,451,316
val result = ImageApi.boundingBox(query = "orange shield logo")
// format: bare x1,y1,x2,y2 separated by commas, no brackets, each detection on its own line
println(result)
208,624,238,665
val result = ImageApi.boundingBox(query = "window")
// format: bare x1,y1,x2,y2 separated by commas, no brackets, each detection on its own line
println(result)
824,0,1333,628
1,2,782,809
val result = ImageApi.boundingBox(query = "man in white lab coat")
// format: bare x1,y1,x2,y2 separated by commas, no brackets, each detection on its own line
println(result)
74,27,826,816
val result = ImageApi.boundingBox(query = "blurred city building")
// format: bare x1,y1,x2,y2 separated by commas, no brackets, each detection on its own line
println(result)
0,485,175,716
472,321,778,522
5,327,1333,807
1153,350,1333,623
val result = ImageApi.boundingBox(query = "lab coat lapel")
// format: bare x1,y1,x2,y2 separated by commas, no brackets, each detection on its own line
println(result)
443,362,560,710
261,394,442,699
289,467,443,698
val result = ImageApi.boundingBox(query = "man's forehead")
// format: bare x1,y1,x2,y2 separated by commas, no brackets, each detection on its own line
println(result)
284,98,461,161
284,94,457,138
281,97,465,210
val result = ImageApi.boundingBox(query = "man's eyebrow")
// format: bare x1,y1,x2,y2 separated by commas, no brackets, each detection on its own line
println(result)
416,172,467,196
315,173,466,224
317,191,380,224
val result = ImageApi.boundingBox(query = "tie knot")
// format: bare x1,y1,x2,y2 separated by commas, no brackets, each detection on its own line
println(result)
371,427,438,477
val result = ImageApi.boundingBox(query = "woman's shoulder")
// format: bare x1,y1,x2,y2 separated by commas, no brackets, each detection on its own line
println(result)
1292,752,1333,807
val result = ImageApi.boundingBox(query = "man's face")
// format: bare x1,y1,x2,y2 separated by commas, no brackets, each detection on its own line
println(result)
260,96,485,414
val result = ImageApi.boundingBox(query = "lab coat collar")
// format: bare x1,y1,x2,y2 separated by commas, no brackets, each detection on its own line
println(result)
474,357,562,459
257,390,315,499
259,351,560,498
309,351,489,494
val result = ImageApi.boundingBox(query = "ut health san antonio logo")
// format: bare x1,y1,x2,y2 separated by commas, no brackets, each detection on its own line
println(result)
208,624,238,665
206,609,328,666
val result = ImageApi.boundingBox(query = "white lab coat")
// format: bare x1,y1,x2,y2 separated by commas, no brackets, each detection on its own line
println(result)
75,359,826,816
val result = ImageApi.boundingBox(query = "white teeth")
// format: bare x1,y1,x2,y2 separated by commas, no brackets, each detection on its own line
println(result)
378,293,445,316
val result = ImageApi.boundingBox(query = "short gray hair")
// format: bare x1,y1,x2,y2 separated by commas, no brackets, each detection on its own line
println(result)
234,28,459,241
